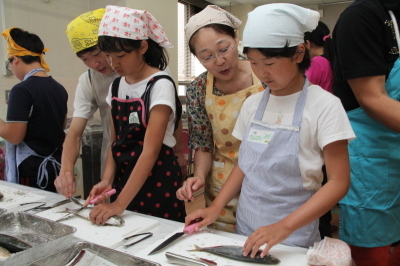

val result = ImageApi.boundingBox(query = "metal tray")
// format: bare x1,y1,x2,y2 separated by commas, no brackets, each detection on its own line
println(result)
28,241,161,266
0,212,76,265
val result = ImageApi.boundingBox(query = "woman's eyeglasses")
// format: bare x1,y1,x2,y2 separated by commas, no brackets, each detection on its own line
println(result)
199,45,236,65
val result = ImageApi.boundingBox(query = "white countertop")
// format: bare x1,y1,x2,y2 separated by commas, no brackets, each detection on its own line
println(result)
0,180,309,265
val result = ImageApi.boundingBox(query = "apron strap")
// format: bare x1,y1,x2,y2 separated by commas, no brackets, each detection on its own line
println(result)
292,78,309,127
36,152,61,189
111,77,122,98
142,75,182,131
253,77,309,127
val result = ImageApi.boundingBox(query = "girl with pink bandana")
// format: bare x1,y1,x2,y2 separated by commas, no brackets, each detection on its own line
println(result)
84,6,185,223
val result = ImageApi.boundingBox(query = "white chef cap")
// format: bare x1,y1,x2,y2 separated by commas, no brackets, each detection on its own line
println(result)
243,3,320,48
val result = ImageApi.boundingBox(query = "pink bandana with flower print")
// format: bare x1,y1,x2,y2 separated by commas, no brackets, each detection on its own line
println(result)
99,5,173,48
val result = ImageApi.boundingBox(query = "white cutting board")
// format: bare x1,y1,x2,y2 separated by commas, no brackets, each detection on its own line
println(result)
0,184,46,210
35,201,159,249
135,230,309,266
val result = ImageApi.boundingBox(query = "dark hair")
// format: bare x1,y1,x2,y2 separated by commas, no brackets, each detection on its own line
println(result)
98,36,168,70
76,45,98,57
188,24,236,55
9,28,44,64
304,21,334,69
243,43,311,73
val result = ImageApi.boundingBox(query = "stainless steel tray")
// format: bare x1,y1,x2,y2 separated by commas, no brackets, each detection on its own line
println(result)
28,241,161,266
0,212,76,265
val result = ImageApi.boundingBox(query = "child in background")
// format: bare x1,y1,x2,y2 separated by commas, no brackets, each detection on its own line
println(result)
304,21,334,93
84,6,185,223
1,27,68,192
185,3,354,257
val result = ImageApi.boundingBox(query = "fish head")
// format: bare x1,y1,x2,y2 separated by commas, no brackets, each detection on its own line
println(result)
106,215,125,226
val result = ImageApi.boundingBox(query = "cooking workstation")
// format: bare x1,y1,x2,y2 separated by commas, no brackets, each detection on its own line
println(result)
0,180,309,265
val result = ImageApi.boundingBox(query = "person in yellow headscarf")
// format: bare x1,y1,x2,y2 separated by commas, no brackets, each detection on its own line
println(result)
55,8,118,198
0,27,68,192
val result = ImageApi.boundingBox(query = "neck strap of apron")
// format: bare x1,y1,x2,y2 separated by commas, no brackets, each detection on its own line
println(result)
254,77,309,127
23,68,45,81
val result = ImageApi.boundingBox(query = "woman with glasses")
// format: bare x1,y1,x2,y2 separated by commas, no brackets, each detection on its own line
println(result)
176,5,264,233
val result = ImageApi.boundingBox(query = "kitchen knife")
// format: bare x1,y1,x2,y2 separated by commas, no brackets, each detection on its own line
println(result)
148,219,201,255
166,252,216,266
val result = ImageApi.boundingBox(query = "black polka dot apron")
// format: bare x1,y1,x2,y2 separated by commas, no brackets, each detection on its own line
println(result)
110,75,185,222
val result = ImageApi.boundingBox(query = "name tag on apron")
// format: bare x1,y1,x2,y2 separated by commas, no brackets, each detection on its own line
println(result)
247,129,274,144
129,112,140,125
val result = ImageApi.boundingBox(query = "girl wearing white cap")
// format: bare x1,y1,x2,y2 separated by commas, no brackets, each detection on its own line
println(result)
84,6,185,223
186,3,354,255
176,5,264,233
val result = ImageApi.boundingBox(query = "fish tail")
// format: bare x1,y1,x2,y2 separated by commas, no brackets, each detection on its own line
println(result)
187,244,202,252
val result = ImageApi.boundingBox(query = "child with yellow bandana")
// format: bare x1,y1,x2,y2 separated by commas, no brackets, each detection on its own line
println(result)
1,27,68,192
55,9,118,198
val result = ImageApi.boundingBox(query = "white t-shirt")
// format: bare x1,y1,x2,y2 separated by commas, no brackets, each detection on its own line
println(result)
106,71,177,147
233,85,355,190
73,70,118,119
73,70,119,175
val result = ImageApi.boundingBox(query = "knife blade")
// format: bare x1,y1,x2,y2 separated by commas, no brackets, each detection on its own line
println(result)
148,218,202,255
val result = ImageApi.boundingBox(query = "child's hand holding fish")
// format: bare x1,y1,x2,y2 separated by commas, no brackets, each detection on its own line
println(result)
88,201,125,225
243,221,292,259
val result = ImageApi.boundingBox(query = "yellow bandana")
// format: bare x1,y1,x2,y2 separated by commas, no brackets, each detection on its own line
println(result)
2,27,50,72
66,8,105,53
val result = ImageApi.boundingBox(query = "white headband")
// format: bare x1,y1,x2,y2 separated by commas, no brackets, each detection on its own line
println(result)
243,3,320,48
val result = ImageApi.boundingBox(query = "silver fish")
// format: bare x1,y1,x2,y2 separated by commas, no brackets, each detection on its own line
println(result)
188,244,281,265
59,207,125,226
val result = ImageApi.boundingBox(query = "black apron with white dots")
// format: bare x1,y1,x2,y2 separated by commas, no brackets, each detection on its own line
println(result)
110,75,185,222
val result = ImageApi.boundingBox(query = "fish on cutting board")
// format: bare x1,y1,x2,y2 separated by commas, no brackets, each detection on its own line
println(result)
58,207,125,226
56,197,125,226
188,245,281,265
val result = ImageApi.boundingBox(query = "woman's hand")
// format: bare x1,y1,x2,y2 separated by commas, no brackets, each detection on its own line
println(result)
176,176,205,201
84,181,113,206
88,202,125,225
243,221,292,258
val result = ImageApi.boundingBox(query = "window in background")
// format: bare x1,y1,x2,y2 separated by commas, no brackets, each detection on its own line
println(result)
178,1,205,95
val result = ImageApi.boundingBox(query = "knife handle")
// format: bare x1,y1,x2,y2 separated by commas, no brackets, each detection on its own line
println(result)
183,222,200,234
89,189,116,204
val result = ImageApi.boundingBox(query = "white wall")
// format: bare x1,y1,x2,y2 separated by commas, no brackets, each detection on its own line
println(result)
319,2,351,32
0,0,91,118
225,4,255,41
125,0,179,84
